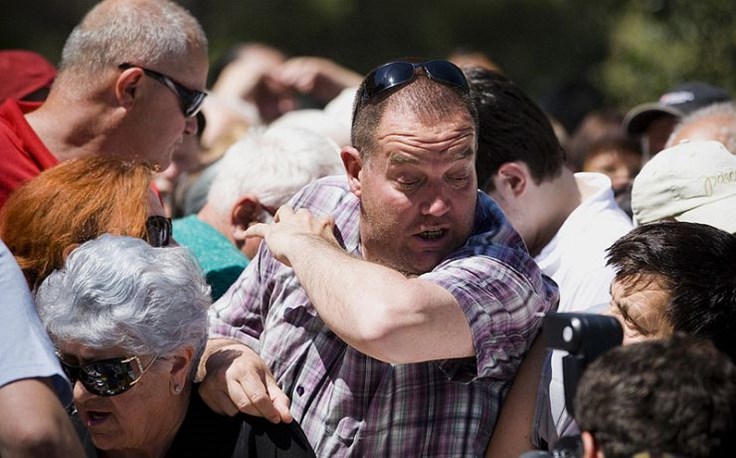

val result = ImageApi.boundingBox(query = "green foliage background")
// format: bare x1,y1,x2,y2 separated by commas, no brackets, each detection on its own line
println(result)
2,0,735,131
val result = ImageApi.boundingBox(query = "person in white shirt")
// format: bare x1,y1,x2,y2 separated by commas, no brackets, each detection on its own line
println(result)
465,67,633,457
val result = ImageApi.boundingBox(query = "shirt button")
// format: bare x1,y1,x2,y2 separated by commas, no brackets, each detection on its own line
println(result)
296,386,305,396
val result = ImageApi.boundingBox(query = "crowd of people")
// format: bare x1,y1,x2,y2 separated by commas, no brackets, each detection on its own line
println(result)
2,1,736,457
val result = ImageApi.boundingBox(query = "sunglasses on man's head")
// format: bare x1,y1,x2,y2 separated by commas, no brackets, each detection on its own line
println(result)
146,215,173,248
353,60,469,125
118,63,206,118
57,353,157,397
360,59,469,103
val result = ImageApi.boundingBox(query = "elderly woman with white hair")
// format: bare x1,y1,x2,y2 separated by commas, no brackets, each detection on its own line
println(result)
35,235,314,458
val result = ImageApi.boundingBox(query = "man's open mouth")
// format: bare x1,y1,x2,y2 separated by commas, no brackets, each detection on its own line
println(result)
418,229,446,240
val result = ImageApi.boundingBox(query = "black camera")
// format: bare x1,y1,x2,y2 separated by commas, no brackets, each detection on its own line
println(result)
543,312,623,413
520,313,623,458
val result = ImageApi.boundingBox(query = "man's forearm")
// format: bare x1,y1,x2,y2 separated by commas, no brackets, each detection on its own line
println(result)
284,234,474,363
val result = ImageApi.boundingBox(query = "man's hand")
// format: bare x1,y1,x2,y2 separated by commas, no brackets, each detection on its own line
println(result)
245,206,338,267
198,340,292,423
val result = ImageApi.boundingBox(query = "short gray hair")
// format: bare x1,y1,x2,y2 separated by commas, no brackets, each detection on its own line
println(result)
666,101,736,153
36,235,210,379
207,125,344,217
59,0,207,78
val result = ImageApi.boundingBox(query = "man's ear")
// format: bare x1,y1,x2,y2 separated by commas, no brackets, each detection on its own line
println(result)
231,194,261,242
115,67,143,110
494,161,529,198
341,146,363,197
581,431,605,458
168,346,194,396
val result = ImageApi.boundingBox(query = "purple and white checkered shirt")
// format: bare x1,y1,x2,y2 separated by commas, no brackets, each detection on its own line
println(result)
210,176,558,457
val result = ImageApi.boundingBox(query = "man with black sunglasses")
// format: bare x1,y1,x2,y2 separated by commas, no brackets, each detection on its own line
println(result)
0,0,208,210
201,59,558,456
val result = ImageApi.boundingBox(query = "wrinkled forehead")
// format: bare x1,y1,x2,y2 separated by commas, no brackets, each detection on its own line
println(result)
614,271,666,291
375,103,477,151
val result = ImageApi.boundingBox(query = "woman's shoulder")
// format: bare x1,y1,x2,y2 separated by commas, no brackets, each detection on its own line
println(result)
170,385,316,458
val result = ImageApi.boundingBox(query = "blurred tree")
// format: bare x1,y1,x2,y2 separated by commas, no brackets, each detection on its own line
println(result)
3,0,734,133
1,0,614,104
600,0,736,109
190,0,616,101
0,1,90,64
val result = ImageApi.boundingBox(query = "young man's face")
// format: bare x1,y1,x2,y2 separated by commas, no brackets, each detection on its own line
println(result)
606,273,673,345
353,105,478,275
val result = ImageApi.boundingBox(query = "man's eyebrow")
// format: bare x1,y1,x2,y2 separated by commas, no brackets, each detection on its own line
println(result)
616,301,649,335
388,147,474,165
612,299,632,322
452,148,474,161
388,153,420,165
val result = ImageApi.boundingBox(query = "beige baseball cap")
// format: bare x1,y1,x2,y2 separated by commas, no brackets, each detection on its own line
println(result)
632,140,736,233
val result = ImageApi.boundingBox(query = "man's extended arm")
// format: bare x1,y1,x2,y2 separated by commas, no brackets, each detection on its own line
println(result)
245,206,475,364
199,202,549,420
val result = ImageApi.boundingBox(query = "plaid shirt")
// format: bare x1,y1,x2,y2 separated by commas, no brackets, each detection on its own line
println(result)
210,176,558,457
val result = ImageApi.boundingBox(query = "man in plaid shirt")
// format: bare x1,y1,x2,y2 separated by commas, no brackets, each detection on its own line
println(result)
198,60,558,456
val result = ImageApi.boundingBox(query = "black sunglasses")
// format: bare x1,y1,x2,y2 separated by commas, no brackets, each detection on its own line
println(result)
146,215,173,248
119,63,206,117
57,353,157,397
360,60,469,103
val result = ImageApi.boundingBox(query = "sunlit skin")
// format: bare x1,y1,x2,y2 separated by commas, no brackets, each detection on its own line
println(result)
583,147,642,193
58,342,186,457
355,107,478,275
131,49,209,170
606,274,674,345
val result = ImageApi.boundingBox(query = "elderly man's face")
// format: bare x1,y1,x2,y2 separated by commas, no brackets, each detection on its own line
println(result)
355,105,477,275
58,341,177,454
132,49,209,170
606,273,673,345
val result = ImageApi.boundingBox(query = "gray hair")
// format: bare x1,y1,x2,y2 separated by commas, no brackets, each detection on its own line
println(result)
36,235,210,380
207,125,344,218
59,0,207,80
666,101,736,153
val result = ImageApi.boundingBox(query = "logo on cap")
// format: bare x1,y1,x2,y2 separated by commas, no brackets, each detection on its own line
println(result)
660,91,695,106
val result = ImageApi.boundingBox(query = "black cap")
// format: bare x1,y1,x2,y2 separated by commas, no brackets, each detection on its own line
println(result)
623,81,731,135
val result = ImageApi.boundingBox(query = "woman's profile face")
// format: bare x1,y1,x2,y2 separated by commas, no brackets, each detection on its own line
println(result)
58,341,179,454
